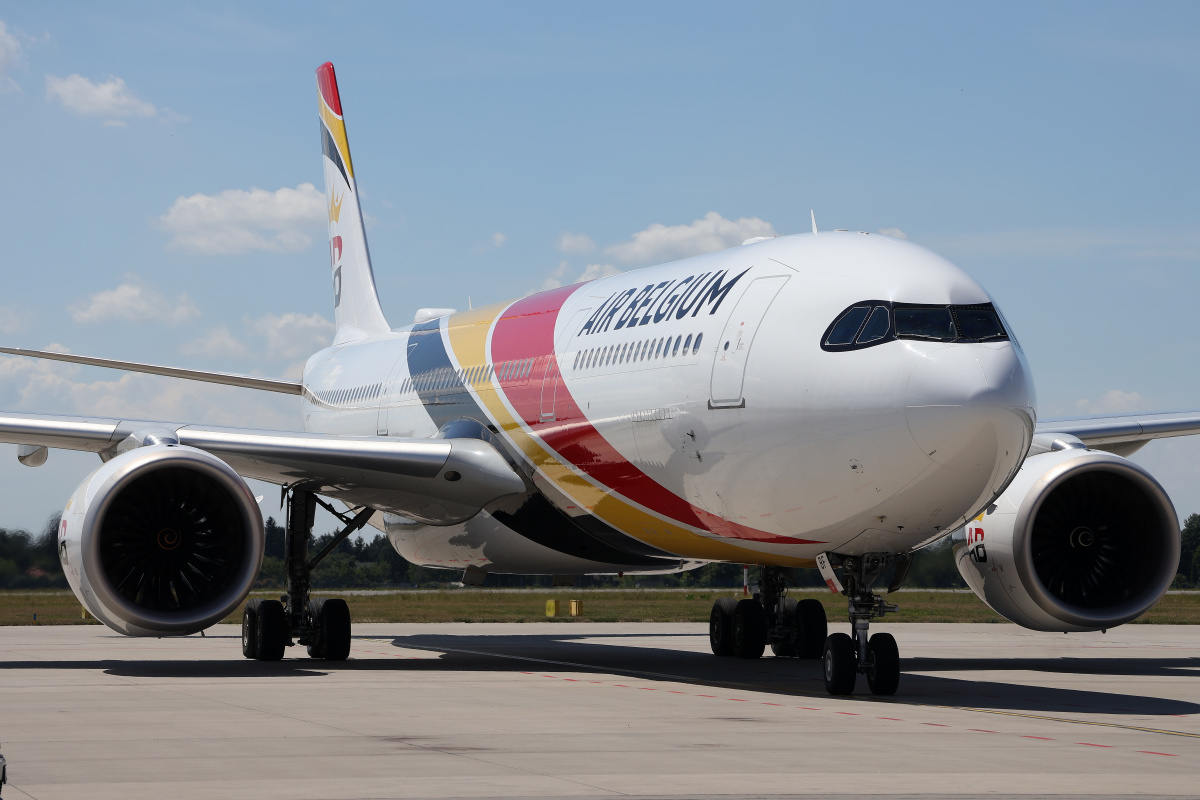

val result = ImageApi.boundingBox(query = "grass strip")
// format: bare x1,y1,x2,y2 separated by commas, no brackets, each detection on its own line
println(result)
2,589,1199,626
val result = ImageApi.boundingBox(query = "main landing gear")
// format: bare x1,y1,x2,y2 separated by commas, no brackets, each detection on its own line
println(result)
821,553,907,696
708,567,828,661
241,489,373,662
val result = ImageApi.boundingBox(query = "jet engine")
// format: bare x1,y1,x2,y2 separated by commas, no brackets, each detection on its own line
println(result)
59,443,264,636
952,447,1179,632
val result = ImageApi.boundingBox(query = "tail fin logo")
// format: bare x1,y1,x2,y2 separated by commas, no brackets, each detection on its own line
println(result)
330,235,343,265
329,191,343,225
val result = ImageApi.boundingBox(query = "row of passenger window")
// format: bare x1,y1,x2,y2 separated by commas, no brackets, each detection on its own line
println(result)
822,301,1008,351
314,358,540,407
314,383,383,406
573,332,703,372
316,336,707,408
398,358,539,396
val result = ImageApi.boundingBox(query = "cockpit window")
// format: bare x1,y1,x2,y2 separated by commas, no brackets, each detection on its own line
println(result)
857,306,891,343
955,306,1006,340
825,306,870,345
895,307,955,341
822,300,1009,351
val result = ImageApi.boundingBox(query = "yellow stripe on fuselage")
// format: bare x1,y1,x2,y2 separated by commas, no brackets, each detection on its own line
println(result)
442,306,813,568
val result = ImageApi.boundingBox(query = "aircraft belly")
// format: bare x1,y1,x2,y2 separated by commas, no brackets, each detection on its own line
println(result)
384,511,691,575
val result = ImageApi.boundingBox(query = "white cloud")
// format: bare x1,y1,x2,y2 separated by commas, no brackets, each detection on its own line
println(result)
558,231,595,254
45,74,156,120
577,263,621,282
249,312,334,360
539,261,622,292
1074,389,1152,415
878,227,908,239
0,352,294,430
0,305,31,335
492,232,507,248
606,211,775,264
158,183,325,255
180,325,250,360
70,281,200,325
0,21,22,93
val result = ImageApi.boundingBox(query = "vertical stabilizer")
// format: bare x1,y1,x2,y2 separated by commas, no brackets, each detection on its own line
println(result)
316,62,390,341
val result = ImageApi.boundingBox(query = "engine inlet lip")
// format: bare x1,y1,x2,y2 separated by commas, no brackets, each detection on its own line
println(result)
1012,451,1179,630
80,446,264,635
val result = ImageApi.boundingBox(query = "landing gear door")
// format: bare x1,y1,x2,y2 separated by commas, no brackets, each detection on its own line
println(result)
709,276,788,408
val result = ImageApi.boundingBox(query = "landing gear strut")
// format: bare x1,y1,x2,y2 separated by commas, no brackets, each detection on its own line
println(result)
708,567,827,660
241,489,372,662
821,552,906,696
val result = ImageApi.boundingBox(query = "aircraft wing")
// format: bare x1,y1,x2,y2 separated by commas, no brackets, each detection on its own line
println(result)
1035,411,1200,452
0,411,526,525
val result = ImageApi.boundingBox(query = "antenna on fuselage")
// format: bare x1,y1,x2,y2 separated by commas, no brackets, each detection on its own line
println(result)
811,210,818,236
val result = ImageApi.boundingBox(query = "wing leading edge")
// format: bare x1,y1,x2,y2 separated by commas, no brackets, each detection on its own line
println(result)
1036,411,1200,455
0,411,525,525
0,347,303,395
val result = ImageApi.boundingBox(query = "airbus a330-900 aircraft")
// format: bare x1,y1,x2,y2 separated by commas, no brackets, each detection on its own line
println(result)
2,63,1194,696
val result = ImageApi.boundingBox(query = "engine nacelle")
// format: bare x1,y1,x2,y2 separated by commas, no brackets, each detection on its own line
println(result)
59,444,264,636
952,448,1179,631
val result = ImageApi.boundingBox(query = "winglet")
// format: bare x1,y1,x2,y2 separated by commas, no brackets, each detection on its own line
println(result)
811,210,818,236
317,62,390,342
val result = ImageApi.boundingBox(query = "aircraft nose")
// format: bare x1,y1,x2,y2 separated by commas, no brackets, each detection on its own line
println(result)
905,343,1034,471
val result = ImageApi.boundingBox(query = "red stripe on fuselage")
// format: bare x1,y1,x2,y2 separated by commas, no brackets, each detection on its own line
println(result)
491,284,816,545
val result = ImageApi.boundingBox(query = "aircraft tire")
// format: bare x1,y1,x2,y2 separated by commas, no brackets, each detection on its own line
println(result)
732,599,767,659
770,598,798,657
796,598,828,659
306,599,327,659
241,599,260,659
823,632,857,695
315,598,352,661
866,632,900,696
255,599,287,661
709,598,738,656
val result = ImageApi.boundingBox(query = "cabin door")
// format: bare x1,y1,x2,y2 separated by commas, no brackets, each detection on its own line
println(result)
709,276,788,408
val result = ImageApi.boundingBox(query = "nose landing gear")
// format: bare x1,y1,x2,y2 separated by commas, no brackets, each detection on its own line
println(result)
821,552,905,696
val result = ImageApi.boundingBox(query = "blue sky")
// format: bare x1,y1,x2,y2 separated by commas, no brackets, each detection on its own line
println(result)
1,2,1199,534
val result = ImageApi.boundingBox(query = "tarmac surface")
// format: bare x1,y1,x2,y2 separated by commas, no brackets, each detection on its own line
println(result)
1,621,1198,799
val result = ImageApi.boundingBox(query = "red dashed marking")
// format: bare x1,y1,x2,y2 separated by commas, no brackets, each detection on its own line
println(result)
431,655,1190,764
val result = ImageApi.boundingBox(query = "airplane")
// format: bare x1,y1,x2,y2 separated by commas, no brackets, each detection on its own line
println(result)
0,62,1192,696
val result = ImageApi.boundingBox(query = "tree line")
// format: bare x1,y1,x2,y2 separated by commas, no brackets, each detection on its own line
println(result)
3,513,1198,591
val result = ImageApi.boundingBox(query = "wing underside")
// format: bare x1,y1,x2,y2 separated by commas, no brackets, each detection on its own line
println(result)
0,411,526,525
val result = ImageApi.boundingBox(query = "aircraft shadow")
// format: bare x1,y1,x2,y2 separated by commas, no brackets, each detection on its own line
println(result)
380,630,1200,717
3,629,1197,718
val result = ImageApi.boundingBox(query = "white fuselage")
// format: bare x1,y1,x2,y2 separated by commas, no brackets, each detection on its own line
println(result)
299,232,1036,574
